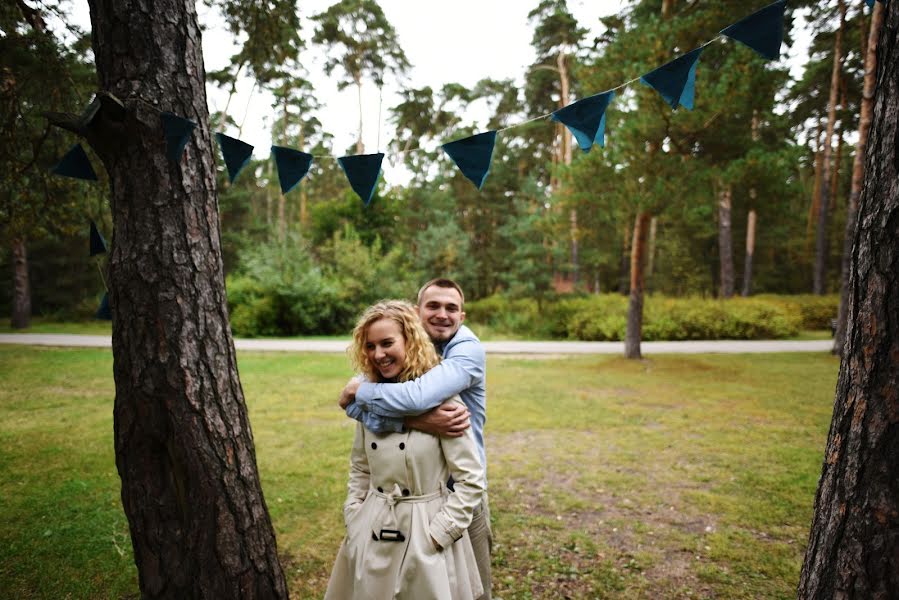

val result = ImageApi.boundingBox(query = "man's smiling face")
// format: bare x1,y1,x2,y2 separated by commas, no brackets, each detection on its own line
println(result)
417,285,465,343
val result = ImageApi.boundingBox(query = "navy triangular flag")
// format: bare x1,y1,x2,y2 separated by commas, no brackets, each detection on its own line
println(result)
89,220,107,256
215,133,254,183
720,0,787,61
640,46,705,110
162,112,196,161
52,144,97,181
95,292,111,320
551,91,615,153
271,146,314,195
338,153,385,206
866,0,886,7
441,131,498,190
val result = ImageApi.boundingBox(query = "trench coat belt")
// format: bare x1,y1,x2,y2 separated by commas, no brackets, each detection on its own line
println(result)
370,484,445,540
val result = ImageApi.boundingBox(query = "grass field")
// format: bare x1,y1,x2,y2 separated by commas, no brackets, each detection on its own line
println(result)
0,346,839,599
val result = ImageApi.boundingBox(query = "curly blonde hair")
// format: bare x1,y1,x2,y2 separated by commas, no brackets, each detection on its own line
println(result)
350,300,440,383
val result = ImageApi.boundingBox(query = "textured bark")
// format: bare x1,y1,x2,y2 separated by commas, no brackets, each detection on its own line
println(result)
646,216,657,284
717,183,735,298
618,221,631,295
625,211,651,359
836,1,884,356
86,1,288,597
11,237,31,329
814,0,846,294
798,3,899,596
741,209,757,297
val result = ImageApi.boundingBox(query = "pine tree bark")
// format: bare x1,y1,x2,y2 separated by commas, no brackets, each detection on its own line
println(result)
741,208,757,297
11,237,31,329
798,2,899,595
619,221,631,295
85,1,288,597
717,183,735,298
625,211,651,359
835,1,884,356
813,0,846,294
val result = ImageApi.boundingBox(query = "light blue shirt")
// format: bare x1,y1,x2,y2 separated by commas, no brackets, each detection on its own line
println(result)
348,324,488,474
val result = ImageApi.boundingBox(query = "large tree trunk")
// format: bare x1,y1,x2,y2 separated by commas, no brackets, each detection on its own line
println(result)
813,0,846,294
618,220,630,295
741,208,757,297
835,1,884,356
646,216,657,291
625,211,651,359
11,237,31,329
798,3,898,596
717,182,735,298
86,1,288,597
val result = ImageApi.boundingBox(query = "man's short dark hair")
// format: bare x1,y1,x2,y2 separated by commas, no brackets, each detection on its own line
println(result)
416,278,465,307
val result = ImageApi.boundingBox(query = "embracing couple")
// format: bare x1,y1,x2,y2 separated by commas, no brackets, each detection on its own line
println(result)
324,278,492,600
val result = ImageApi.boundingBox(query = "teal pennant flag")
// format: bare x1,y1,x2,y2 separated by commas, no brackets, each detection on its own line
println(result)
640,46,705,110
215,133,254,183
441,130,497,190
866,0,887,7
161,112,196,161
271,146,313,195
95,292,111,320
720,0,787,61
52,144,97,181
551,91,615,153
89,220,107,256
338,153,385,206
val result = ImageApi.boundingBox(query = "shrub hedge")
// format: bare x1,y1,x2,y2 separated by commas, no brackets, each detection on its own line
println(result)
465,294,839,341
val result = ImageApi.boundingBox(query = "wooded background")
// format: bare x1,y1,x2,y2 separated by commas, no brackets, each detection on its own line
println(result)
1,0,869,338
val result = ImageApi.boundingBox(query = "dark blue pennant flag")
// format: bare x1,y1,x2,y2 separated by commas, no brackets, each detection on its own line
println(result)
720,0,787,61
89,220,107,256
441,130,498,190
215,133,254,183
271,146,314,194
640,46,705,111
161,112,196,161
95,292,111,320
338,153,385,206
551,91,615,153
866,0,886,7
52,144,97,181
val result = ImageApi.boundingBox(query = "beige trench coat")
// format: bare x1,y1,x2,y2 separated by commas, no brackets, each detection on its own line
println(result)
325,398,486,600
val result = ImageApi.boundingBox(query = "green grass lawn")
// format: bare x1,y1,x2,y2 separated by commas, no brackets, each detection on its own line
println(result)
0,346,838,599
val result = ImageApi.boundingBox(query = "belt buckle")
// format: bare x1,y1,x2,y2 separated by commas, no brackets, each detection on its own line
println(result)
377,529,406,542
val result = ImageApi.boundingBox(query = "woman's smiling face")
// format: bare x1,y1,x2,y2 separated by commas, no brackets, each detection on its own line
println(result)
365,317,406,380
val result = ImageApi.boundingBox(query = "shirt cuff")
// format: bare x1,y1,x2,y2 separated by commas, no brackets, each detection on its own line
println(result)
428,511,463,549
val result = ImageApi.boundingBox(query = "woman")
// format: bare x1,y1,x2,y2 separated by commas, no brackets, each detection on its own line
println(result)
325,300,485,600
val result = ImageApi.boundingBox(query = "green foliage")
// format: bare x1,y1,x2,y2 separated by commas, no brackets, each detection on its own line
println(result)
467,293,839,341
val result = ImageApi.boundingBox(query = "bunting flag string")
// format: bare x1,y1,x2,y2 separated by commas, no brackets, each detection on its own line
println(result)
50,0,790,206
720,0,787,60
271,146,314,194
52,144,97,181
441,131,498,190
551,91,615,153
338,153,385,206
162,112,197,161
216,132,254,183
640,46,706,111
89,220,108,256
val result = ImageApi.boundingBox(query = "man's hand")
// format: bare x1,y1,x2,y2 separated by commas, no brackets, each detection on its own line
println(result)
405,402,470,437
338,378,361,409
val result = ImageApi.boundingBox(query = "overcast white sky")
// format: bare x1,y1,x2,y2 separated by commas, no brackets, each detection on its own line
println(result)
68,0,810,181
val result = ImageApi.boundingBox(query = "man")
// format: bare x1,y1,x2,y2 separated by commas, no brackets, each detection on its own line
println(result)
339,278,492,599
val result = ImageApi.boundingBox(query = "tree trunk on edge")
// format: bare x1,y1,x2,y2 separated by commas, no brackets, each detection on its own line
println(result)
718,183,735,298
11,237,31,329
86,1,288,597
625,211,651,359
835,1,884,356
813,0,846,294
798,2,899,595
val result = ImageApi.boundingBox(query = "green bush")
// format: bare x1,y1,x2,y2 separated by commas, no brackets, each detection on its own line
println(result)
755,294,839,329
468,293,811,341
